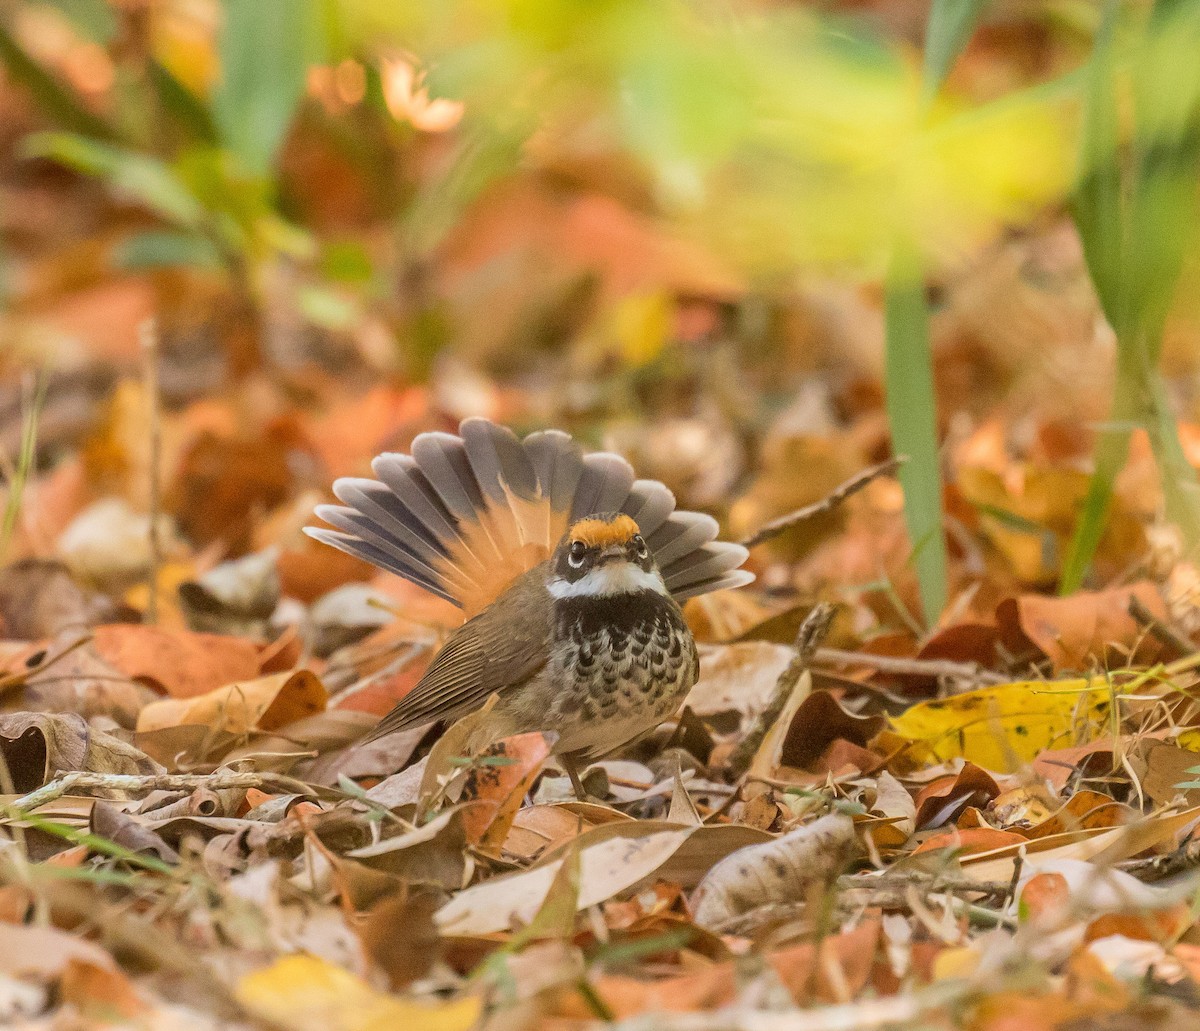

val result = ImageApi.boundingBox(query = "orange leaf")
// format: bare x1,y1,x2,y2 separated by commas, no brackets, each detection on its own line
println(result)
60,959,146,1019
1002,583,1167,671
136,669,327,733
914,763,1000,829
460,732,554,853
914,826,1028,856
1018,872,1070,922
92,624,262,699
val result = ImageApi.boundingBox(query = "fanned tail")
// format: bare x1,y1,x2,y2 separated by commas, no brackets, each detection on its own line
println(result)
306,417,752,615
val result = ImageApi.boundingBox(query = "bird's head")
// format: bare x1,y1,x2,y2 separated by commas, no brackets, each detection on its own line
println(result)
546,513,666,599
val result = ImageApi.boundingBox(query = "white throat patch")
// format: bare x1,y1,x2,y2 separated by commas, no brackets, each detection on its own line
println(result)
546,562,668,600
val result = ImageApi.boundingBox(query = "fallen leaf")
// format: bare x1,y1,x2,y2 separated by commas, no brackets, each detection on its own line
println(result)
0,711,161,793
90,801,180,863
135,669,327,734
1001,583,1167,671
92,624,264,698
891,677,1121,772
685,642,794,723
914,763,1000,829
0,923,117,979
0,559,123,638
235,954,480,1031
459,731,554,853
59,959,147,1020
437,821,768,936
690,814,861,928
914,826,1028,856
781,690,887,771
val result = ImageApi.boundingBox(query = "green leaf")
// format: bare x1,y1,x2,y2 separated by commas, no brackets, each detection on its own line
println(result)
115,230,222,271
922,0,990,103
884,238,948,626
1062,1,1200,590
212,0,329,177
1070,1,1123,329
21,132,204,228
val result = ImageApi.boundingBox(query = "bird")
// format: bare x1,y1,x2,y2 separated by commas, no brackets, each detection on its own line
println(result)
305,417,753,795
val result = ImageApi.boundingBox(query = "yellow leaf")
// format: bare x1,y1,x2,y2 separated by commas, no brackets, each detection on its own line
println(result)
235,954,480,1031
612,290,671,367
136,670,326,734
891,678,1121,773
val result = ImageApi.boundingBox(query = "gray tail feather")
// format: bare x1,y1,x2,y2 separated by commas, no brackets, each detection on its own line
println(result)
305,418,753,607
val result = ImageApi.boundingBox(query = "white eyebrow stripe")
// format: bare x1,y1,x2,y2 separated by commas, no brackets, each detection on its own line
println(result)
546,563,668,599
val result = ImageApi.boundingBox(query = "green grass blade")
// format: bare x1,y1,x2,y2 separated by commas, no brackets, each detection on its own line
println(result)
884,239,948,625
1069,0,1124,330
1060,1,1126,593
921,0,990,104
877,0,987,624
213,0,327,177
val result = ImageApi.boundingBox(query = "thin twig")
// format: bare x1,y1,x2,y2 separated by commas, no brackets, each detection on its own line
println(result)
812,647,1008,685
1129,595,1196,656
141,318,162,625
9,771,315,813
727,604,837,778
606,981,970,1031
739,457,904,550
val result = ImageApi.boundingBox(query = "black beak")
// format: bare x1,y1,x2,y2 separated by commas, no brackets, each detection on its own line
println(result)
595,545,628,565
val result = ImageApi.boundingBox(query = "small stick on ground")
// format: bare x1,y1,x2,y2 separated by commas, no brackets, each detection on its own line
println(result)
9,770,316,813
813,647,1008,686
740,456,903,550
1129,595,1196,657
141,317,162,625
727,603,836,779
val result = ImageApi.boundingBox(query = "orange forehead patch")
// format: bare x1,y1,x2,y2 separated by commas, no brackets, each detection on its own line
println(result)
569,514,640,548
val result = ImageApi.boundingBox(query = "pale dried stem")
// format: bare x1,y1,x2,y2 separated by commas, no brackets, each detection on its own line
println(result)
9,770,314,812
812,647,1008,686
141,317,162,624
727,603,836,779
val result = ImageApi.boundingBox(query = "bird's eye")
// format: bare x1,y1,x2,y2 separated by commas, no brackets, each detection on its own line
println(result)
633,534,648,558
568,540,587,567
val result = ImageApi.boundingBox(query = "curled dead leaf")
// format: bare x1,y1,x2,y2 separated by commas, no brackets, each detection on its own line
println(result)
135,669,327,735
0,711,161,793
689,813,861,929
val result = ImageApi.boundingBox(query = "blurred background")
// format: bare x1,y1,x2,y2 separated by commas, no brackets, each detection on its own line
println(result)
2,0,1200,647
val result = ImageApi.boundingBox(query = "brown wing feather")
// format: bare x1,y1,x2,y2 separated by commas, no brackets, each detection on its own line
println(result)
367,563,554,739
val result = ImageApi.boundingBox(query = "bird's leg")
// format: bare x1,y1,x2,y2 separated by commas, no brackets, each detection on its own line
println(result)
561,753,588,800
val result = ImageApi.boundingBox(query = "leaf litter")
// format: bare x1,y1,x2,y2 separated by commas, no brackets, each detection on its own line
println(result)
6,7,1200,1030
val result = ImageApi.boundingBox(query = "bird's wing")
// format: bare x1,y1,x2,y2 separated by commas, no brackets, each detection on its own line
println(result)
368,564,554,739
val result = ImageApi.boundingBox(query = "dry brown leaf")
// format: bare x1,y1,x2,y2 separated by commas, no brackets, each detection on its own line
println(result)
0,923,117,980
436,820,768,936
59,959,147,1020
0,711,161,793
92,623,264,699
1001,583,1167,671
0,559,123,638
90,800,180,863
690,813,861,928
914,763,1001,830
459,731,554,853
685,642,794,723
135,669,327,734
